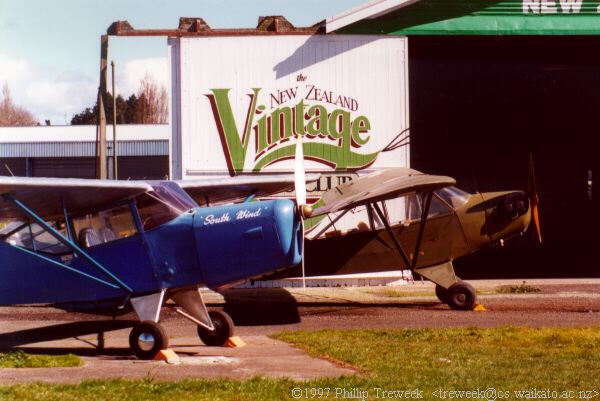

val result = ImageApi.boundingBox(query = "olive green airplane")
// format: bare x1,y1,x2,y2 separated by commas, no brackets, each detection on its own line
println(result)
277,166,541,311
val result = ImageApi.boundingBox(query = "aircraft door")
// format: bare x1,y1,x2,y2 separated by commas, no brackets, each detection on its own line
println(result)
70,202,159,295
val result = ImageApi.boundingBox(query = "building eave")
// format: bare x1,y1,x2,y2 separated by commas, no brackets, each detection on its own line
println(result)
325,0,422,33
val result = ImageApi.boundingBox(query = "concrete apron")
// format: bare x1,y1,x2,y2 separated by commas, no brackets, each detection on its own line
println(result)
0,328,354,385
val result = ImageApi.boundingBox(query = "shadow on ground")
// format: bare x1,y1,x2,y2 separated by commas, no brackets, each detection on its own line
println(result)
0,320,136,355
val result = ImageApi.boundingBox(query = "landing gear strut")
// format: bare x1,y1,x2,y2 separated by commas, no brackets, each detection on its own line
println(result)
129,321,169,360
197,310,234,346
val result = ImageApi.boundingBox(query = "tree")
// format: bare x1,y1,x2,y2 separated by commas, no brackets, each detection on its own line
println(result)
71,92,128,125
136,73,168,124
70,106,96,125
70,73,168,125
0,82,38,126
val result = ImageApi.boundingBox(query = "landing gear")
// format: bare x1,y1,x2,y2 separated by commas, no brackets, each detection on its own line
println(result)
446,281,477,311
197,310,234,346
435,284,450,304
129,321,169,360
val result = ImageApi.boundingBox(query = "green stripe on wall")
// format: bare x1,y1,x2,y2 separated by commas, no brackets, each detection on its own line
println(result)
338,0,600,35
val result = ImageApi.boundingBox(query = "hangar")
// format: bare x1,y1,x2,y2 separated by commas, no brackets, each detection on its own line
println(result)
2,0,597,278
0,125,168,179
325,0,599,278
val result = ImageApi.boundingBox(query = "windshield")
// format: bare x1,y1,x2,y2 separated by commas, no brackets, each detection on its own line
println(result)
136,182,198,231
150,182,198,213
435,186,470,208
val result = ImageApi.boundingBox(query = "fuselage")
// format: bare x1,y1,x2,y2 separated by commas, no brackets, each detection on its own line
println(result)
0,184,302,307
298,188,531,277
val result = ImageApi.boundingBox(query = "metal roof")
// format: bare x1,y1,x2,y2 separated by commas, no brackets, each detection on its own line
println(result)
0,141,167,158
326,0,600,35
0,125,169,158
326,0,420,33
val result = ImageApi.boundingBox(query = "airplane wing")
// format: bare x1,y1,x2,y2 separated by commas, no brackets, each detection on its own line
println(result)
312,168,456,216
0,173,321,220
0,176,152,220
177,173,320,205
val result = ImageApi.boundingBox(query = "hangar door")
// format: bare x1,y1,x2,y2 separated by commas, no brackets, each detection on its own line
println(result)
409,36,599,278
32,158,95,179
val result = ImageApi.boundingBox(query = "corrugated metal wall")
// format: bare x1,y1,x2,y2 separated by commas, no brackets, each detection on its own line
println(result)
0,156,169,179
0,125,170,179
117,156,169,180
0,140,167,158
32,158,96,179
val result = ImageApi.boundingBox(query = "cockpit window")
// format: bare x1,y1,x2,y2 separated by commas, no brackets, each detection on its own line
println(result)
72,205,137,248
404,192,453,221
435,186,470,209
3,221,70,255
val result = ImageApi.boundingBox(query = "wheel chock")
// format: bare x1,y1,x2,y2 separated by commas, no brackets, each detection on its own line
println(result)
473,304,487,312
153,349,180,364
224,336,246,348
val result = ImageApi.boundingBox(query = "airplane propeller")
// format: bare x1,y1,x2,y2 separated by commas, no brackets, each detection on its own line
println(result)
294,134,313,219
294,134,312,288
528,153,542,243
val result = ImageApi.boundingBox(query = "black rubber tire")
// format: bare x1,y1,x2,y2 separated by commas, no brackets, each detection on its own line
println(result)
435,284,450,304
447,281,477,311
198,310,234,346
129,321,169,360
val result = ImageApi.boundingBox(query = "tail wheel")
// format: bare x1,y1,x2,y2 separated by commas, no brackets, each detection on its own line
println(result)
129,321,169,360
435,284,450,304
447,281,477,311
198,310,234,346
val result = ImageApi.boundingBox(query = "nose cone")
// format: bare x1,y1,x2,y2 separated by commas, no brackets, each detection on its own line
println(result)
273,199,303,265
457,190,532,250
496,191,529,221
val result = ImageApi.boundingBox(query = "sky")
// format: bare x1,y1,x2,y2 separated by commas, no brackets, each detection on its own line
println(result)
0,0,365,125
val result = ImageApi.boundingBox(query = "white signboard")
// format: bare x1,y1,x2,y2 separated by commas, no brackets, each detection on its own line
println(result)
169,34,410,190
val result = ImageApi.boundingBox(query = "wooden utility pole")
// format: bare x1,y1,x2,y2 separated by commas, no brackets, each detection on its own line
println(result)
97,35,108,179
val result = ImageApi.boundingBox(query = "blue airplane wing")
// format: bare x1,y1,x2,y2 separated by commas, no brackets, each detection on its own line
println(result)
176,173,320,206
0,176,152,220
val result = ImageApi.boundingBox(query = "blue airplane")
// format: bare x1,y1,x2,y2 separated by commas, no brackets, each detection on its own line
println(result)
0,172,314,359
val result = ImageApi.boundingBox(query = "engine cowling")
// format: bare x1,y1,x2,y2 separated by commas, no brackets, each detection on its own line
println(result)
193,199,302,288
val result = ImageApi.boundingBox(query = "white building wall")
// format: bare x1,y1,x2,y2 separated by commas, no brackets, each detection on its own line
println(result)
169,35,410,180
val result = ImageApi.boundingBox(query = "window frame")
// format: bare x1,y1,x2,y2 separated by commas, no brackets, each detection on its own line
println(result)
67,199,141,249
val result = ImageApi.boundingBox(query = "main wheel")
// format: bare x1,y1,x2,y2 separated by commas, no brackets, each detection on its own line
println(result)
435,284,450,304
447,281,477,311
197,310,234,346
129,321,169,360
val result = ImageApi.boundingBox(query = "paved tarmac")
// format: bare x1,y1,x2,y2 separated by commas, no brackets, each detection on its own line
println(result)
0,279,598,384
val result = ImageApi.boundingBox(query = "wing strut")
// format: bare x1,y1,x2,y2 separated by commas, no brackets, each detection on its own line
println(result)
372,202,412,269
410,192,433,269
3,195,133,293
372,191,433,271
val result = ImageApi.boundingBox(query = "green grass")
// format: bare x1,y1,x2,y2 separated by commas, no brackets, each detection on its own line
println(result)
497,282,542,294
0,328,598,400
0,351,82,368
